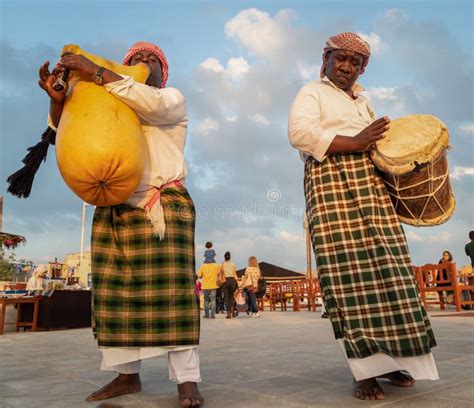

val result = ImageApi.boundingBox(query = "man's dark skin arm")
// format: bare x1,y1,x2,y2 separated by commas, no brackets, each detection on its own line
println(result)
59,54,123,84
327,117,390,154
39,52,161,128
38,61,67,128
38,56,124,128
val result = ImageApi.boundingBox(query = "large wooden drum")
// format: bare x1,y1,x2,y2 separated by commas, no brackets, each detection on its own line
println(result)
371,114,455,226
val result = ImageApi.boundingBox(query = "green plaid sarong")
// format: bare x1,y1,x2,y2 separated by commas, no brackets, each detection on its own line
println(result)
304,153,436,359
91,186,200,348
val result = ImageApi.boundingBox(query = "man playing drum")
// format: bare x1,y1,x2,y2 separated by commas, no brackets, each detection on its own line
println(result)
289,32,439,400
38,42,203,407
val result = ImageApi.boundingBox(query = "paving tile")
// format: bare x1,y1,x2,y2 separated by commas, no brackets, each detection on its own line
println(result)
5,376,95,397
0,365,59,382
0,311,472,407
378,394,472,407
1,393,92,408
0,382,17,396
426,379,474,401
229,373,321,396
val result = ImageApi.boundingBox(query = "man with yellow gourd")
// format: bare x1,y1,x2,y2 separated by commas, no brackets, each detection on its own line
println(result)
38,42,203,407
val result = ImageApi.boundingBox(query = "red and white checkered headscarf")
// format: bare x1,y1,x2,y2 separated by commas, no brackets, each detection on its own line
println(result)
320,32,371,78
123,41,169,88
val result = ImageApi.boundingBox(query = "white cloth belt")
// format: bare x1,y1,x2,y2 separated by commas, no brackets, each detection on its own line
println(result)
124,179,184,240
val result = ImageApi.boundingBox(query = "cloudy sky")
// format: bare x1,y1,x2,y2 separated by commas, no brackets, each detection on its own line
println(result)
1,0,473,272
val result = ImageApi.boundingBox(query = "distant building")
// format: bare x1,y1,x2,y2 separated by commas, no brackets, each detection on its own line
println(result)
236,261,306,281
64,252,91,286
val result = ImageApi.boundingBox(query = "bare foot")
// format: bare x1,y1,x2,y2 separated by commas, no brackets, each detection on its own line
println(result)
86,374,142,402
352,378,385,400
178,382,204,407
380,371,416,387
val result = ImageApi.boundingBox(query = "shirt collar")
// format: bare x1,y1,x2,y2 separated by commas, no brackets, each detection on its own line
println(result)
321,76,365,98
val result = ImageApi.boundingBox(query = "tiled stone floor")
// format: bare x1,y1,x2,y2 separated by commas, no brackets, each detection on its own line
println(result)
0,310,473,407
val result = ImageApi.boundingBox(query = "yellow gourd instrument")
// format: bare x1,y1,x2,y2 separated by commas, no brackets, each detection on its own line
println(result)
7,44,150,207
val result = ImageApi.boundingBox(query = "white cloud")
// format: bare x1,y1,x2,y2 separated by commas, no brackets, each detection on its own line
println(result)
5,8,473,272
450,166,474,179
226,57,250,81
279,230,303,243
375,7,473,122
196,117,220,135
200,56,250,82
251,113,270,126
357,32,385,53
199,57,224,73
188,161,229,191
459,123,474,135
363,86,408,117
364,87,398,102
407,231,452,243
224,8,291,57
297,63,321,80
406,231,423,242
255,89,271,106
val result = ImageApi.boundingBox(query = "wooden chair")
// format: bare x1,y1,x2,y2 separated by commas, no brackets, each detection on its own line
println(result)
268,283,277,311
457,267,474,310
293,279,318,312
281,281,297,311
414,262,461,312
269,283,285,311
311,278,323,311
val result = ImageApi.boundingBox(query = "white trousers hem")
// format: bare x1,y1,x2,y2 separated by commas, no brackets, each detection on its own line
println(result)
100,348,201,384
338,339,439,381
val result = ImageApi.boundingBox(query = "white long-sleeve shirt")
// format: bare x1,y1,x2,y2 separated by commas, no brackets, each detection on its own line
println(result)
104,75,188,190
288,77,375,162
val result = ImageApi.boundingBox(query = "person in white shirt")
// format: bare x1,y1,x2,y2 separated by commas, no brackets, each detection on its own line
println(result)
38,42,203,407
26,265,48,291
289,32,438,401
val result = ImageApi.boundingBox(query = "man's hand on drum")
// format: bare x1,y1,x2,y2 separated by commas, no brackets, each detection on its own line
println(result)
38,61,68,102
59,54,99,77
353,117,390,152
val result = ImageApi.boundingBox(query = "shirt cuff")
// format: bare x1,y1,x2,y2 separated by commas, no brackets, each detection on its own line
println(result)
311,128,337,162
103,75,131,92
47,115,57,132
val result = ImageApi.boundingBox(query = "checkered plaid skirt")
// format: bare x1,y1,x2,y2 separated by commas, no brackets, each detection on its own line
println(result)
304,153,436,359
91,186,200,348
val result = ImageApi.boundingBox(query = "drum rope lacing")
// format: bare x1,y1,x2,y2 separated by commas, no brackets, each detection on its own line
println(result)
383,153,450,226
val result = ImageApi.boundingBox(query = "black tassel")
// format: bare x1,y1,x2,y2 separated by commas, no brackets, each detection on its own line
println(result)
7,127,57,198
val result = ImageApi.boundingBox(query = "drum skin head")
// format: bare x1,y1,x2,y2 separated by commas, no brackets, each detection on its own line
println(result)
371,114,450,176
371,114,455,226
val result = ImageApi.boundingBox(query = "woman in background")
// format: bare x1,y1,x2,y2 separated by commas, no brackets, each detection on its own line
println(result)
438,250,471,309
241,256,262,318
